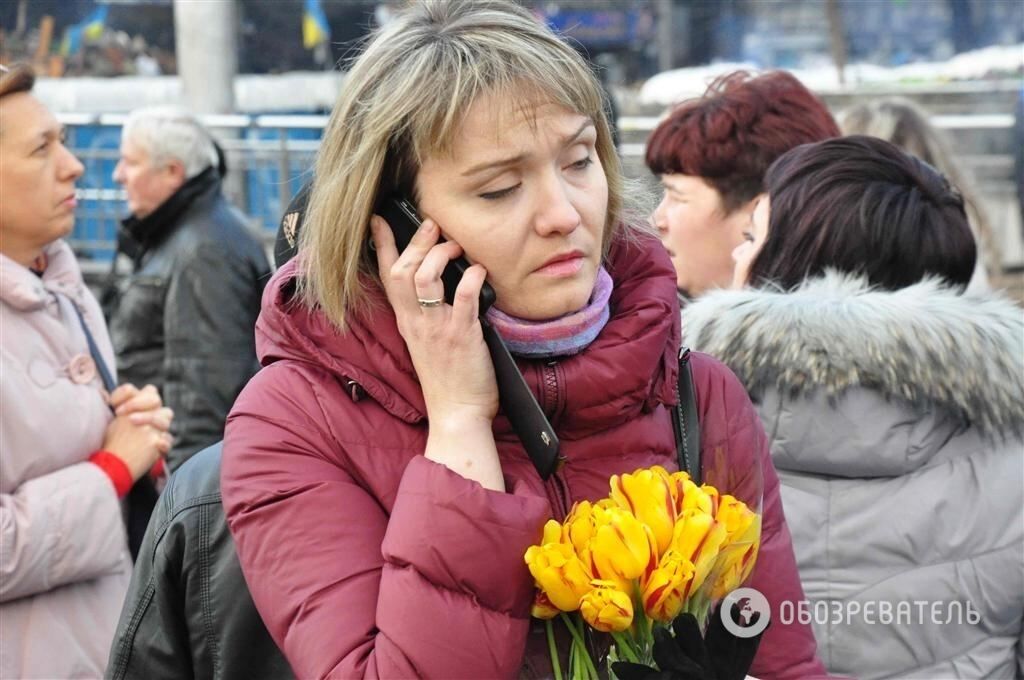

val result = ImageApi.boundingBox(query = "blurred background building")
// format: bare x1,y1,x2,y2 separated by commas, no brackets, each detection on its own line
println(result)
1,0,1021,295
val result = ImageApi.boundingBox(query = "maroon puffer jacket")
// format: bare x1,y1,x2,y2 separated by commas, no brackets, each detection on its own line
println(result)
222,234,825,679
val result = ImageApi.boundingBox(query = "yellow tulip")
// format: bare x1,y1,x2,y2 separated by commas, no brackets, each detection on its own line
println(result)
666,470,690,510
641,549,696,622
580,580,634,632
525,541,594,612
610,466,677,556
716,494,757,541
541,518,564,546
702,484,721,515
668,472,715,516
670,508,727,598
563,502,600,560
590,507,658,583
710,504,762,600
531,590,560,620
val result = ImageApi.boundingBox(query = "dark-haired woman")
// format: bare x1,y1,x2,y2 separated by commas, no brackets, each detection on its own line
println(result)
683,135,1024,679
646,70,840,299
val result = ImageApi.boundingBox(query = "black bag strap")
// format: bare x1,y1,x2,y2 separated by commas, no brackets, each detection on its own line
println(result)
67,295,159,562
68,299,117,393
671,347,701,484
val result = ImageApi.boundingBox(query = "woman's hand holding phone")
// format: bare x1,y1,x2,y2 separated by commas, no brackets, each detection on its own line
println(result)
370,215,505,492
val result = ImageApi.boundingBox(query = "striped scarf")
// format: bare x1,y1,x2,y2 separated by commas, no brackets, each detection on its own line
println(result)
485,267,613,358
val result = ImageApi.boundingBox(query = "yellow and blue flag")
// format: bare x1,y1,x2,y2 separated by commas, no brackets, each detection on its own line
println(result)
60,6,108,57
303,0,331,50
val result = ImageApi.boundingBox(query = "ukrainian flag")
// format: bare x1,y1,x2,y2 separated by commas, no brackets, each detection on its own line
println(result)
60,6,108,57
303,0,331,50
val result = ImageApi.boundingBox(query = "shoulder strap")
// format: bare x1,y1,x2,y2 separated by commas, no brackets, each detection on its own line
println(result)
671,348,701,484
68,299,117,393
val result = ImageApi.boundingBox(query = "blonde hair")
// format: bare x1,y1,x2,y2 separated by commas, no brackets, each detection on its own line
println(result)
300,0,646,330
839,97,1000,280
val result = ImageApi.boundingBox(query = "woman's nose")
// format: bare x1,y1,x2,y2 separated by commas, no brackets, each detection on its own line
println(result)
534,176,581,236
652,197,669,235
58,144,85,182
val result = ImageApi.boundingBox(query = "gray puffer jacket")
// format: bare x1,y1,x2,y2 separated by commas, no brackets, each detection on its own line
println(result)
683,272,1024,680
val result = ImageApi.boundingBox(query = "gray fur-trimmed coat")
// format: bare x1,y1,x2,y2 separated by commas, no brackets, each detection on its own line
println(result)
683,272,1024,680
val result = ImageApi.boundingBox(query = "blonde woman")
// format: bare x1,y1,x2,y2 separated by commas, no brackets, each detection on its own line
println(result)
221,2,825,677
839,97,1001,291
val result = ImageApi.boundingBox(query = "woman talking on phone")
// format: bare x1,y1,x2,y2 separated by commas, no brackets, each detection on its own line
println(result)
221,1,825,677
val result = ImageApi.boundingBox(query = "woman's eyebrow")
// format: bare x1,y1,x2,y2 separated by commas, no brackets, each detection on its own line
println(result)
560,119,595,146
461,152,528,178
25,123,61,148
460,119,596,178
661,180,683,195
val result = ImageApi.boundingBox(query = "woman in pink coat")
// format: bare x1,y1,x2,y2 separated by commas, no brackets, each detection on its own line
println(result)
221,2,825,678
0,64,172,678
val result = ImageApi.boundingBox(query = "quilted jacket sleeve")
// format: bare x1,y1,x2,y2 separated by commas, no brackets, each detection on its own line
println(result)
0,462,128,602
690,352,828,680
221,363,551,679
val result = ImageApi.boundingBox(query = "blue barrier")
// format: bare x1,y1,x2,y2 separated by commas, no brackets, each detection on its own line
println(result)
68,119,322,262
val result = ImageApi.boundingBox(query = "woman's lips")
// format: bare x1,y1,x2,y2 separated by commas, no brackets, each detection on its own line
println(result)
536,255,584,277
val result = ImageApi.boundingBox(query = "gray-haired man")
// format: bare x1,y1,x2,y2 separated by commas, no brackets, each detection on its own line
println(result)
105,108,270,481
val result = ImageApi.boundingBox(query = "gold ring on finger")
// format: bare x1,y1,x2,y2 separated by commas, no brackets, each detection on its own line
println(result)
417,297,445,308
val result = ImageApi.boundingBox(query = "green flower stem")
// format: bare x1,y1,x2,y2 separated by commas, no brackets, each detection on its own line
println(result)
631,584,653,663
570,632,595,680
577,618,601,680
610,631,640,664
685,593,711,630
546,619,563,680
559,613,599,680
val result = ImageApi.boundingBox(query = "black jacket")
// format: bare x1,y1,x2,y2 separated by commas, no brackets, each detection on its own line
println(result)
105,169,271,472
106,443,293,680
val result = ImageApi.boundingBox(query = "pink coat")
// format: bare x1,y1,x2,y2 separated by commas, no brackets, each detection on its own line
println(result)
0,241,131,678
222,234,825,679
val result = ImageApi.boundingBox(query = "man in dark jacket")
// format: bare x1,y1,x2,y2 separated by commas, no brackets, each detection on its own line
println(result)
106,107,271,474
105,442,294,680
108,192,309,680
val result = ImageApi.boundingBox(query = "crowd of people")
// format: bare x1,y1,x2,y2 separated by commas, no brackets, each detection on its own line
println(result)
0,1,1021,679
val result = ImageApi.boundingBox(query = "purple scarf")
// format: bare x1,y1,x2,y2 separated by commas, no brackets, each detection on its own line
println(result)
484,267,613,358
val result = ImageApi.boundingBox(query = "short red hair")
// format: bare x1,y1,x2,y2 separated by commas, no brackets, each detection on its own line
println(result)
645,70,840,213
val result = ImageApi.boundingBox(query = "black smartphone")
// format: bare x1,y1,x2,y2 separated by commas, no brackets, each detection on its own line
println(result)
377,194,496,314
376,193,561,479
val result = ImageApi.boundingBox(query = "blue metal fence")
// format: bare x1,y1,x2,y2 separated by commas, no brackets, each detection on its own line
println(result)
59,113,324,263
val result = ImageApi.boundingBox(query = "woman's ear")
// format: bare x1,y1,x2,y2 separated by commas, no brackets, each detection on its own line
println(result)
725,192,767,248
744,192,767,217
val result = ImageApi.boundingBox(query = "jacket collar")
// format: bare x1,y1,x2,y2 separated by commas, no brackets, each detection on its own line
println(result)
118,166,220,264
683,271,1024,436
256,232,681,437
0,240,87,312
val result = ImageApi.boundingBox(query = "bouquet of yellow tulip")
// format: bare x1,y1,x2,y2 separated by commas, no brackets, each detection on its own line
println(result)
524,466,761,680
